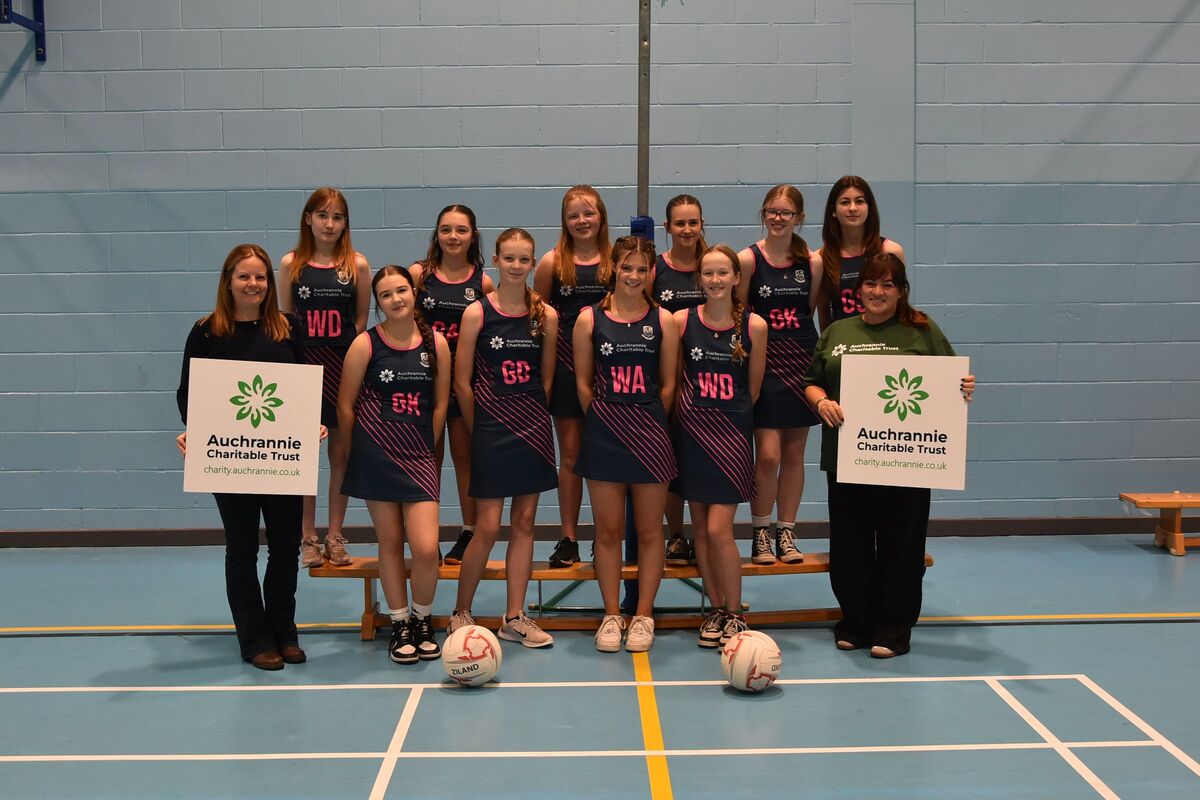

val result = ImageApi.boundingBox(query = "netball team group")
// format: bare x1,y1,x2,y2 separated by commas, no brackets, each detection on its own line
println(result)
177,177,976,671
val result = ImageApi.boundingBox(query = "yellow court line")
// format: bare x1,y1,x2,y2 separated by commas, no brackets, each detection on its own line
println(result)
632,652,674,800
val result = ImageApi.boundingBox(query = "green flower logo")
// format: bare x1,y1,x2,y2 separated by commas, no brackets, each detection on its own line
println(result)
878,369,928,421
229,375,283,428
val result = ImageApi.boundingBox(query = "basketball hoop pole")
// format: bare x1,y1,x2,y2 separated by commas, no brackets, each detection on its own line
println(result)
636,0,651,218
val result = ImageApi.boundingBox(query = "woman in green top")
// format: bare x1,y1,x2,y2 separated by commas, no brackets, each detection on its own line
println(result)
805,253,975,658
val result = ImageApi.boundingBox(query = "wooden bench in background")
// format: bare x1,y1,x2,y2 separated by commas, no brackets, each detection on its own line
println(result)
1120,492,1200,556
310,552,935,640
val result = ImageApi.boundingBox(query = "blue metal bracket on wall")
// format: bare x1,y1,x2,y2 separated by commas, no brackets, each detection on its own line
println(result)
1,0,47,62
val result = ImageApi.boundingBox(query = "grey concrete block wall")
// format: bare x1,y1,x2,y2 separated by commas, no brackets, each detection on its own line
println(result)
0,0,1195,532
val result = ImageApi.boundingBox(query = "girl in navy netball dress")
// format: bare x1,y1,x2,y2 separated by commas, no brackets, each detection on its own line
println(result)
674,245,767,648
409,205,495,566
533,185,612,568
653,195,708,568
817,175,905,330
574,236,679,654
737,185,824,568
279,188,371,568
452,229,560,648
339,266,451,664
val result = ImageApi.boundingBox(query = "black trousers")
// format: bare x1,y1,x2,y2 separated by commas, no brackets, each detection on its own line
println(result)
826,474,930,654
212,493,302,660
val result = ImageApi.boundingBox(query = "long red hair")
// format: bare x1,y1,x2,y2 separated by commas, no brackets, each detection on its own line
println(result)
203,244,291,341
287,187,357,284
553,185,611,287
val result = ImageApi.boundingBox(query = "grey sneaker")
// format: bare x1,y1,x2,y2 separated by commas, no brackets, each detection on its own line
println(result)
498,612,554,648
625,615,655,652
300,537,324,568
698,609,728,649
775,526,803,564
447,610,475,635
751,526,775,564
720,613,749,645
595,614,625,653
323,533,352,566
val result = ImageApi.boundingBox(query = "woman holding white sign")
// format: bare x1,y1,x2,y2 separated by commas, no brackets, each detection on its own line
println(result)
176,243,316,671
338,266,451,665
805,253,974,658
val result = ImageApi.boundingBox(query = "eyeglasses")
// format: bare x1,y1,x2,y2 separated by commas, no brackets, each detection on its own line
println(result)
763,208,797,221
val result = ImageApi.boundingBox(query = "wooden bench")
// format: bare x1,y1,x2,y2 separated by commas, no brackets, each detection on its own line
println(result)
1120,492,1200,556
309,552,935,640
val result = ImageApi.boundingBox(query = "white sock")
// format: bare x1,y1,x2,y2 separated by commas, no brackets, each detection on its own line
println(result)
776,521,794,532
752,515,772,529
412,602,433,619
390,606,410,623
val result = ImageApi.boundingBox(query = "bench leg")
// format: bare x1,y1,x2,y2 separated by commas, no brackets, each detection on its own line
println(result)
1161,509,1186,556
361,578,379,640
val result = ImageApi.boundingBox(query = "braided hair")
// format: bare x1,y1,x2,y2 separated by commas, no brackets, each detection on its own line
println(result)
699,244,748,363
494,227,546,339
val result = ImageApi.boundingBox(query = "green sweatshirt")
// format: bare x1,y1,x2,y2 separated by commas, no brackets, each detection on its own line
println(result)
805,314,956,472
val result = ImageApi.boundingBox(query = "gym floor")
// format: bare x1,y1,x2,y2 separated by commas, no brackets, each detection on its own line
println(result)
2,532,1198,799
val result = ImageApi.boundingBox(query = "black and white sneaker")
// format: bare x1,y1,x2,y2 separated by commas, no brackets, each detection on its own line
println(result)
751,526,775,564
388,619,418,665
410,614,441,660
665,534,695,567
698,608,728,648
548,537,580,568
775,526,803,564
442,530,474,565
720,613,749,646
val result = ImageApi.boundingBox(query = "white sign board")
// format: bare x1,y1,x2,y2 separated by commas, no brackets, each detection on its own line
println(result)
183,358,323,496
836,354,969,490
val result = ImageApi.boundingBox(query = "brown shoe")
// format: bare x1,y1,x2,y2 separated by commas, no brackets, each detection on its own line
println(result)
300,537,324,568
323,533,352,566
279,644,306,664
249,650,284,671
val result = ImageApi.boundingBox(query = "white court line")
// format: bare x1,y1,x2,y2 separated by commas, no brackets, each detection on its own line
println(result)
369,686,423,800
1076,674,1200,779
0,740,1161,764
986,678,1118,800
0,673,1088,694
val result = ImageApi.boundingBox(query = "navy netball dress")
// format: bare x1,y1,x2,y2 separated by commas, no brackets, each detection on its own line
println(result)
415,266,485,417
467,298,558,499
827,238,889,324
575,305,678,485
341,327,440,503
652,254,704,312
746,244,820,429
292,264,357,427
548,262,608,417
674,308,755,504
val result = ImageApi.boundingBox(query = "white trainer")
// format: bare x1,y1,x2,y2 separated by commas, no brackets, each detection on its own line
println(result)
624,615,656,652
446,610,475,635
498,612,554,648
595,614,625,653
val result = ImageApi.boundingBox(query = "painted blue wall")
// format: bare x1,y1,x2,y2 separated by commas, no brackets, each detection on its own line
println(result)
0,0,1195,531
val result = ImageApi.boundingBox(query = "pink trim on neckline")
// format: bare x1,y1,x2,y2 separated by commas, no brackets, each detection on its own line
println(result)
485,294,528,319
376,324,422,352
434,266,477,285
697,305,734,332
754,242,795,270
603,305,651,325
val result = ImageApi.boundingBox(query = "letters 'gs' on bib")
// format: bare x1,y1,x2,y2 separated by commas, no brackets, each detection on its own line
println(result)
837,354,970,491
183,358,324,496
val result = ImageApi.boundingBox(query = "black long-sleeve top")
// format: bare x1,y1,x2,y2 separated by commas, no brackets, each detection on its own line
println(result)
177,315,305,424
